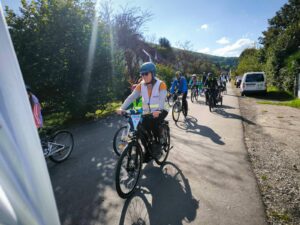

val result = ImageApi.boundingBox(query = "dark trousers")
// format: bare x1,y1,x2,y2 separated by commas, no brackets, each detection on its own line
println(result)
141,110,168,143
182,92,188,116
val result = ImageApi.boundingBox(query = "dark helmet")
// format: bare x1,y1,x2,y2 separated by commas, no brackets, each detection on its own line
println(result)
140,62,156,77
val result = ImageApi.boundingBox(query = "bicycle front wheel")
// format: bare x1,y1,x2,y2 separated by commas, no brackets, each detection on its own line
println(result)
155,124,170,165
49,130,74,163
115,143,143,199
113,126,130,156
172,101,181,122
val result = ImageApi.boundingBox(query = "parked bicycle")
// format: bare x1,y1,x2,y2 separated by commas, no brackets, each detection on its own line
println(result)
40,129,74,163
115,110,171,198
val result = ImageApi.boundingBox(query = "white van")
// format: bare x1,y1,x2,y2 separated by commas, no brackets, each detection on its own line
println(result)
241,72,267,96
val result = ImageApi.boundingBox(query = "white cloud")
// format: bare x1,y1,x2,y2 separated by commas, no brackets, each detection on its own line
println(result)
216,37,230,45
200,24,208,30
198,47,210,54
212,38,255,57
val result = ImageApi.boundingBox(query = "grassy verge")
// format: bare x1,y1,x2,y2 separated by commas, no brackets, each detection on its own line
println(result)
258,98,300,108
256,86,299,109
43,112,71,129
85,101,122,119
42,101,122,132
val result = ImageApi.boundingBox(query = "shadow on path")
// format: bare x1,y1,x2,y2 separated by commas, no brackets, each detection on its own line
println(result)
213,108,256,125
175,117,225,145
119,162,199,225
48,116,126,225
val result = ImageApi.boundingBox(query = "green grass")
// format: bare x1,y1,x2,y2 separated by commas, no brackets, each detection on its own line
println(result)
270,211,291,222
261,175,268,181
41,101,122,134
85,101,122,119
256,86,299,108
43,112,71,129
258,98,300,109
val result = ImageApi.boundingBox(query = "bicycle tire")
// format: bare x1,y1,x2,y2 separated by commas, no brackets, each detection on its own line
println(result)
195,91,199,102
115,142,143,199
49,130,74,163
118,191,151,225
155,124,170,165
113,126,129,156
172,101,181,122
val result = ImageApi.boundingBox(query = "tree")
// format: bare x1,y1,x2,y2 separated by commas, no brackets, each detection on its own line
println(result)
259,0,300,93
159,37,171,48
235,48,263,75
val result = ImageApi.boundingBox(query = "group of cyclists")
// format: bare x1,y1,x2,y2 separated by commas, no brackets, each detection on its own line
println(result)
116,61,228,163
26,61,227,164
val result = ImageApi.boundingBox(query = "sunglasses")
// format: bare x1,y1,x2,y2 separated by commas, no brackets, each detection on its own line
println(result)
141,72,150,76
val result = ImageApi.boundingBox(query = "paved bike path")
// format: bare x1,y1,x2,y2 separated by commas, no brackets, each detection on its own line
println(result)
48,84,266,225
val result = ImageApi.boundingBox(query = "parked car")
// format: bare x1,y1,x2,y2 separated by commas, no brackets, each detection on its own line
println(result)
235,76,242,88
240,72,267,96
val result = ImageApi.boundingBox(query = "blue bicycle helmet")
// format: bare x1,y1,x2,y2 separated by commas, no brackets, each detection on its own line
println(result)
140,62,156,77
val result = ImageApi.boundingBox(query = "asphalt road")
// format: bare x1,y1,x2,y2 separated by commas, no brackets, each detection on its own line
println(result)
48,84,267,225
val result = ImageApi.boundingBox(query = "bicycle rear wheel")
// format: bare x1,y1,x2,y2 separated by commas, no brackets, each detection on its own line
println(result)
172,101,181,122
115,143,143,199
49,130,74,163
195,91,199,102
155,123,170,165
113,126,130,156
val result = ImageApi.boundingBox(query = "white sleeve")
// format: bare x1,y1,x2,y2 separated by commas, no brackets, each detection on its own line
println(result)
120,90,141,110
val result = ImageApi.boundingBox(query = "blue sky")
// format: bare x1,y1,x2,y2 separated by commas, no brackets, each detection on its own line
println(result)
1,0,288,57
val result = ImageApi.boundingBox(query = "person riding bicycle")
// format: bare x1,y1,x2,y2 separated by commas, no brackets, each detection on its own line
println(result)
175,71,188,117
220,74,227,89
204,73,218,105
189,74,199,95
117,62,168,161
189,74,198,89
26,85,43,129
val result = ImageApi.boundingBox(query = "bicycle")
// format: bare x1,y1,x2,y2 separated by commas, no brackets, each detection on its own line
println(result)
113,120,132,156
206,88,222,112
190,86,199,103
40,129,74,163
166,91,176,107
115,110,171,198
172,93,187,122
220,82,227,95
